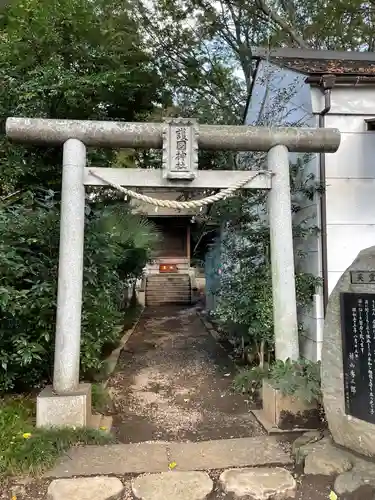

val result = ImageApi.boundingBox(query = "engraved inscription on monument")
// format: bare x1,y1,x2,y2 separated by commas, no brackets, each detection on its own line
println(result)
341,292,375,423
162,118,198,180
350,270,375,284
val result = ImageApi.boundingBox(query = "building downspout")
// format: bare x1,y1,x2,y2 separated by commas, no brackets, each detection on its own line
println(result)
318,75,336,314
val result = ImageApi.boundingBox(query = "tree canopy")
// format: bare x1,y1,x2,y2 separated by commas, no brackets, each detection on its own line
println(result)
0,0,168,195
0,0,164,391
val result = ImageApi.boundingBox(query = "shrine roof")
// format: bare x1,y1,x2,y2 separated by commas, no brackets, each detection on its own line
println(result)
251,47,375,78
267,57,375,77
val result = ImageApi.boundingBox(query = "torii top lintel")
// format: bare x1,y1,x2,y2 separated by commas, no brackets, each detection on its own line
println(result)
5,117,340,154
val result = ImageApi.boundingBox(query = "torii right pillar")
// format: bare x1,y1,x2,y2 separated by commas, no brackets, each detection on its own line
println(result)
268,144,299,361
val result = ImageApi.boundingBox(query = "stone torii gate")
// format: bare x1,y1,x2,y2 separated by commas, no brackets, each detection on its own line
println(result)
6,117,340,428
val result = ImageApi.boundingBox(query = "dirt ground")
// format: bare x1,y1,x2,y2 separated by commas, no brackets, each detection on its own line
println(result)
107,306,264,443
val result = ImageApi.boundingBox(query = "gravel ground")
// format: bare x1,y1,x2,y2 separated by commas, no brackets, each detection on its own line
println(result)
107,306,264,443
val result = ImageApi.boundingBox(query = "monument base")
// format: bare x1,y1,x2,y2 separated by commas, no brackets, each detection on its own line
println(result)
36,383,92,428
262,380,320,429
252,408,317,434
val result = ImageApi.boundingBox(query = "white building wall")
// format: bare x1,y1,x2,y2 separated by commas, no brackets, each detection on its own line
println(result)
247,73,375,361
311,85,375,295
246,61,323,361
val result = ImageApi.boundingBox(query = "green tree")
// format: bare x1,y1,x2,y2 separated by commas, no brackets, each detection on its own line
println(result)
0,0,166,195
0,0,164,391
133,0,375,112
0,197,159,391
130,0,374,367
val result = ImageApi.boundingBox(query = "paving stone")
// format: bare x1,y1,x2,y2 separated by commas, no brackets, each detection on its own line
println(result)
167,437,292,471
45,443,169,477
47,477,124,500
334,457,375,495
45,437,291,477
219,467,296,499
334,470,368,495
131,471,213,500
292,431,323,457
299,436,331,456
304,447,353,475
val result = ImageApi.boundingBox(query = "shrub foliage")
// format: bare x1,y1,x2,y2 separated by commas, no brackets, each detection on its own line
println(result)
0,197,158,391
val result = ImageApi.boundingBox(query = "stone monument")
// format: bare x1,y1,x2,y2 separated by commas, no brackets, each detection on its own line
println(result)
322,246,375,457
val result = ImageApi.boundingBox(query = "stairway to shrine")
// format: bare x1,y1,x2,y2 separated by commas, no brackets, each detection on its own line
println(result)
145,273,191,306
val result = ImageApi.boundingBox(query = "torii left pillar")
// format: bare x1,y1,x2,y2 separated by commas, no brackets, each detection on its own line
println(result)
37,138,91,427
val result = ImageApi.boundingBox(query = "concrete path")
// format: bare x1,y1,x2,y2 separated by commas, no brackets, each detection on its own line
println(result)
108,306,263,443
45,436,292,477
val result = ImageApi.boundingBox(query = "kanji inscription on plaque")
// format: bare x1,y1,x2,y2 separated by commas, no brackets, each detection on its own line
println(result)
162,118,198,180
350,271,375,284
341,292,375,423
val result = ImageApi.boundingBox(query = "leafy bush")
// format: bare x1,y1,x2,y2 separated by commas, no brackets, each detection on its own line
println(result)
91,383,112,414
232,366,268,398
267,358,322,404
0,196,158,392
213,240,320,366
0,0,165,394
0,396,113,476
232,358,322,405
210,155,323,364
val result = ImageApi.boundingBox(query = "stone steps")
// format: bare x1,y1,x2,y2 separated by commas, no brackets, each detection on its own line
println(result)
146,291,191,298
146,274,191,306
147,297,191,305
146,286,190,290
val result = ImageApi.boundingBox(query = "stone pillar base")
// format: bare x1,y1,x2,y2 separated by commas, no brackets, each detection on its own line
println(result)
36,383,92,428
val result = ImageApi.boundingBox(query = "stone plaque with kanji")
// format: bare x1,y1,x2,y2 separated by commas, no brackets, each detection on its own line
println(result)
162,118,198,180
340,292,375,423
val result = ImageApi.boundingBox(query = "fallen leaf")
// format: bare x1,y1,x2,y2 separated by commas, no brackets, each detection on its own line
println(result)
329,491,338,500
168,461,177,470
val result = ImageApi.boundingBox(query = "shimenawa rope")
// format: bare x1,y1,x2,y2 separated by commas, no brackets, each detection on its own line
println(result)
88,169,271,210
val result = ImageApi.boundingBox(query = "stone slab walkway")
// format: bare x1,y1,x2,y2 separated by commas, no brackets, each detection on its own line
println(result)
45,468,298,500
5,464,375,499
107,306,264,443
45,436,292,478
44,468,299,500
132,471,214,500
